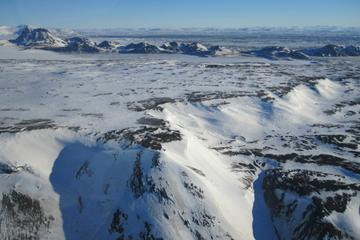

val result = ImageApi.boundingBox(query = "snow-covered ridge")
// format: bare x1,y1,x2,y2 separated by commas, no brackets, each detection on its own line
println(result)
243,46,310,60
303,44,360,57
119,41,235,56
243,44,360,60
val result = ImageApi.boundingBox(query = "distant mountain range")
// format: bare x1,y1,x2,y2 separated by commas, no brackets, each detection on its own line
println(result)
4,25,360,59
244,45,360,60
8,26,236,56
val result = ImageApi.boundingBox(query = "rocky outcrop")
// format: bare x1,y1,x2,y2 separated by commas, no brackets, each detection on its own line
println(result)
129,152,145,198
0,190,52,240
263,169,359,240
99,124,181,150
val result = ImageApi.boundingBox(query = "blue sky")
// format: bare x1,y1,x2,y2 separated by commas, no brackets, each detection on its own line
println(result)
0,0,359,28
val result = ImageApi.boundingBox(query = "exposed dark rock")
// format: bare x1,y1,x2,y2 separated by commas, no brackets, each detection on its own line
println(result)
264,169,360,195
77,195,84,213
129,152,145,198
183,181,204,199
127,97,177,112
97,40,117,49
231,161,257,188
316,134,358,150
263,169,357,240
219,144,360,175
0,119,56,134
137,117,166,127
195,230,206,240
146,176,173,204
0,163,18,174
191,210,215,228
99,125,181,151
0,163,33,175
151,152,161,168
186,166,206,177
186,91,255,102
109,208,128,239
139,221,162,240
262,153,360,175
75,161,93,179
0,190,52,240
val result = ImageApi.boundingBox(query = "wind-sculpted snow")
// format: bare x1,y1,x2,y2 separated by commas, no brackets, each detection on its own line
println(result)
0,42,359,239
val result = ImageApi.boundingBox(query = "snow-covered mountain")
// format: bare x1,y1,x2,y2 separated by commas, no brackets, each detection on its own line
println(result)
8,27,235,56
10,27,67,48
243,44,360,60
302,44,360,57
243,46,310,60
119,42,164,54
118,41,235,56
6,26,360,60
62,37,100,53
97,40,120,50
10,27,102,53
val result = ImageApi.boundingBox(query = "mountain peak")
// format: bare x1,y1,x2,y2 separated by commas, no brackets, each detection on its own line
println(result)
11,27,67,48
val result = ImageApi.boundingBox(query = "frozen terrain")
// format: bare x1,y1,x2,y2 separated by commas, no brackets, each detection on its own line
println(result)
0,27,360,240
